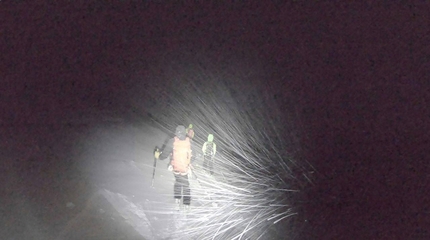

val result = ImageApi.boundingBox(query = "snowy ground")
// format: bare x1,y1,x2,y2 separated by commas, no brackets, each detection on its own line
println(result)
77,119,193,240
2,112,288,240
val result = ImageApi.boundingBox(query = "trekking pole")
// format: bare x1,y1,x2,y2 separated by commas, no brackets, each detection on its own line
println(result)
151,147,159,188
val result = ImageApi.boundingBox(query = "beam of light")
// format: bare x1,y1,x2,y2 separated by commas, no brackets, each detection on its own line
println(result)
123,59,313,239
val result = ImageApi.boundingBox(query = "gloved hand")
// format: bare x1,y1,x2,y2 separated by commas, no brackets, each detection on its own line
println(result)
154,149,161,159
167,164,173,171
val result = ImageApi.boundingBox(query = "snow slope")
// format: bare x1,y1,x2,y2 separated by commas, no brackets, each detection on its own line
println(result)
2,112,290,239
77,120,223,239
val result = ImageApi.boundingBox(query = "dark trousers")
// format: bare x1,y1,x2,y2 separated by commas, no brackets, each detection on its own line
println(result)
203,154,214,175
174,173,191,205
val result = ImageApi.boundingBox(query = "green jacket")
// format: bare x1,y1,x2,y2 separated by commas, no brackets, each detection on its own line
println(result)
202,134,216,156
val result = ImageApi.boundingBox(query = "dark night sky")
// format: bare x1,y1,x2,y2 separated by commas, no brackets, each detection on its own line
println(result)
2,1,430,239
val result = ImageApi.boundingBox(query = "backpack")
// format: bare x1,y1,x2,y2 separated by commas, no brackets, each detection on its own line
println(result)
204,142,214,156
171,137,191,173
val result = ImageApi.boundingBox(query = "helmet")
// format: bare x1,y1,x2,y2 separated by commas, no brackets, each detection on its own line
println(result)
207,134,214,142
188,124,193,129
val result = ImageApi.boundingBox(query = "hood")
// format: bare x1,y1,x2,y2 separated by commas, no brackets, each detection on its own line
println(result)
175,125,187,139
207,134,214,142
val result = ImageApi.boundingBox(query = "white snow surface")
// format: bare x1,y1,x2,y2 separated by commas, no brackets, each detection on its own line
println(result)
77,121,223,239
